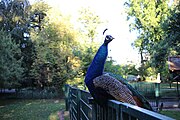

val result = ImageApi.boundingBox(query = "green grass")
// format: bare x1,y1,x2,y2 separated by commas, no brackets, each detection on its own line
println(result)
0,99,69,120
160,110,180,120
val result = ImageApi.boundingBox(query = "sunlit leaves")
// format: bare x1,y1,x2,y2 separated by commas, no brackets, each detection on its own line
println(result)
30,3,83,90
78,7,102,42
125,0,170,78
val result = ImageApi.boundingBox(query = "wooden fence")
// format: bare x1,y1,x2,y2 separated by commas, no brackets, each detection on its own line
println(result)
65,84,174,120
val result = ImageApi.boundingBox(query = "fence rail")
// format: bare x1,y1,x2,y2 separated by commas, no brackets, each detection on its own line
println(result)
65,84,175,120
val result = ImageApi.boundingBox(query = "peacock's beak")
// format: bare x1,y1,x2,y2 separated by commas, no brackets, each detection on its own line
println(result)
108,35,114,41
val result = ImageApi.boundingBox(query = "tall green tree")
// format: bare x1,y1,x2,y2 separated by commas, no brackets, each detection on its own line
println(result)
125,0,170,78
78,7,102,42
0,30,23,89
30,5,81,91
162,2,180,56
156,2,180,80
0,0,36,86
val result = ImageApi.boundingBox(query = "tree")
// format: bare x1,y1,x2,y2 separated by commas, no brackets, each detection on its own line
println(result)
0,30,24,89
78,7,102,42
29,0,50,31
0,0,36,86
125,0,170,78
0,0,30,32
158,2,180,80
163,2,180,56
104,58,123,75
30,5,81,91
147,1,180,80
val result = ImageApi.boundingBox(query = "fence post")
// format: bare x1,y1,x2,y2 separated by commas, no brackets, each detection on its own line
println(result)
68,86,72,120
77,89,81,120
64,84,69,111
116,102,121,120
155,83,160,110
89,98,97,120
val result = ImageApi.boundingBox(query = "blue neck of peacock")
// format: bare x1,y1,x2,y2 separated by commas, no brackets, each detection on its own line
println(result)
85,43,108,84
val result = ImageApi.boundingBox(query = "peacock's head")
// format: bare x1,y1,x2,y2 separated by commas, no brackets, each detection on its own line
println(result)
104,35,114,45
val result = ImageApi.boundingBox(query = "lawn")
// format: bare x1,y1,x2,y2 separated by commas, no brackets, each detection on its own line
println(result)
160,110,180,120
0,99,69,120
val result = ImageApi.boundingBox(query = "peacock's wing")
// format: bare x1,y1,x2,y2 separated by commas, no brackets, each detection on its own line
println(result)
93,74,137,105
108,73,153,111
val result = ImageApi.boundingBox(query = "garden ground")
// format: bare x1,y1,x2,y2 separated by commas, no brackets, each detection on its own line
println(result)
0,99,69,120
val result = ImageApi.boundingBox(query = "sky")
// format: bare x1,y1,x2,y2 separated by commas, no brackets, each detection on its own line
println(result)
30,0,140,65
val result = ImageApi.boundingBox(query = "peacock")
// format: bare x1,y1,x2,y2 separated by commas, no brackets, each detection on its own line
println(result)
84,31,153,111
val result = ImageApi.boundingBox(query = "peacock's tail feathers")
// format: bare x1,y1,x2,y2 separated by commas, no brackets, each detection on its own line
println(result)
95,73,153,111
93,74,137,106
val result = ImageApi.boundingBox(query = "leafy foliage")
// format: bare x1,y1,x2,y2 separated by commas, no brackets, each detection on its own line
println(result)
0,30,23,88
30,5,82,91
125,0,178,80
104,58,139,80
0,0,104,90
162,2,180,56
78,7,102,42
125,0,169,54
0,0,36,87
